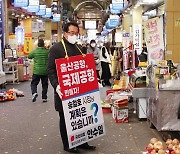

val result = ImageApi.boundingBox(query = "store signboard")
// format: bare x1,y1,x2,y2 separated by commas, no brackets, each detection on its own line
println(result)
14,0,28,7
36,5,46,16
133,24,142,55
24,33,32,55
144,16,164,64
110,4,121,14
109,15,120,27
42,8,52,18
52,13,60,22
27,0,39,13
0,0,4,53
112,0,124,10
15,26,24,45
122,33,131,70
55,54,105,148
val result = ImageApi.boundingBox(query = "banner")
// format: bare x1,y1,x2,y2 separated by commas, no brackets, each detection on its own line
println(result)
14,0,28,7
133,24,142,55
56,54,105,148
24,33,32,55
144,16,165,64
27,0,39,13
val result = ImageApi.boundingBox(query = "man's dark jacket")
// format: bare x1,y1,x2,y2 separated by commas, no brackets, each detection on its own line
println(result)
47,37,81,112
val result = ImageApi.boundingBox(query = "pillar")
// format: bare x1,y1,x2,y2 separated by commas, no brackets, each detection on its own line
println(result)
165,0,180,63
45,0,52,41
4,0,9,44
57,0,62,41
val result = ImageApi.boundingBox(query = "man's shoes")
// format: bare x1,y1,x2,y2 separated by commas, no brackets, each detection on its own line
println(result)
64,147,80,153
32,93,38,102
42,99,47,103
78,144,96,150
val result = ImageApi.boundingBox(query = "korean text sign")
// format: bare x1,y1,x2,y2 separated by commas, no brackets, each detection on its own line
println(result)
55,54,105,148
144,16,164,64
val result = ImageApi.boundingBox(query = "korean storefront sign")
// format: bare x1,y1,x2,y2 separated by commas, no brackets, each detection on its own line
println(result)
36,5,46,16
133,24,142,55
42,8,52,18
24,33,32,55
27,0,39,13
52,13,61,22
56,54,105,148
144,16,164,64
112,0,124,10
0,0,4,53
14,0,28,7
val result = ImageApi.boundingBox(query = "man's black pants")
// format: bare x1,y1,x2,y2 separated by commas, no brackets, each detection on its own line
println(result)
31,74,48,99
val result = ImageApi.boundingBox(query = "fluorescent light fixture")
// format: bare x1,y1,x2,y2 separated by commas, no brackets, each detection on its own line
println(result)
142,0,157,4
37,19,43,22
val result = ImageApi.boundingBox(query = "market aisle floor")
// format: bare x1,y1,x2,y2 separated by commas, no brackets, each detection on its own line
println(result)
0,81,163,154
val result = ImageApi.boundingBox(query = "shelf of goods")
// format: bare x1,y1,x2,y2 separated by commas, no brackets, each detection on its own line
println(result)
3,61,18,83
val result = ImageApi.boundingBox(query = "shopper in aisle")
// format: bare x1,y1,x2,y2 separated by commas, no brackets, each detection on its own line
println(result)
47,22,96,153
28,39,49,103
87,39,101,81
100,42,112,86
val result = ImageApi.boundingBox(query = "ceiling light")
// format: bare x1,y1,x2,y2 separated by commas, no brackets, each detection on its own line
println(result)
142,0,157,4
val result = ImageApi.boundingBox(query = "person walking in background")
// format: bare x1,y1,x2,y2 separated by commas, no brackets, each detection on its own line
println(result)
87,39,101,81
28,39,49,103
100,42,111,86
47,22,96,153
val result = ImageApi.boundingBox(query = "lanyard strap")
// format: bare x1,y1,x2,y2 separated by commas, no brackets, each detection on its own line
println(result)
61,39,86,59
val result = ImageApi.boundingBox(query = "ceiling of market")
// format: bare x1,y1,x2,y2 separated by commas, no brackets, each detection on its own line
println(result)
62,0,165,29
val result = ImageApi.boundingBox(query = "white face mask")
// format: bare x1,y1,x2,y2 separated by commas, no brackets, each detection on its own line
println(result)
68,35,78,44
91,43,96,47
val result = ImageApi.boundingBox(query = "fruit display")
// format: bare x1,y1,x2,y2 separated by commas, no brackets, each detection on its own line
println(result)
145,138,180,154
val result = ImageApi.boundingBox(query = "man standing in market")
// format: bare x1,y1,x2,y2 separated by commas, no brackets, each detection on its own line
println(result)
47,22,96,153
28,39,49,103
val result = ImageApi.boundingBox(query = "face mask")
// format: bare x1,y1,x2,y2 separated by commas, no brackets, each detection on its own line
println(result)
68,35,78,44
91,43,96,47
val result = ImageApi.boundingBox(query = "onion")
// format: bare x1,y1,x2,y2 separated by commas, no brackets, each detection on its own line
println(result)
147,143,154,151
172,139,179,145
168,144,173,151
158,149,166,154
172,145,178,151
166,139,173,145
150,138,158,144
151,149,157,154
154,144,163,151
174,149,180,154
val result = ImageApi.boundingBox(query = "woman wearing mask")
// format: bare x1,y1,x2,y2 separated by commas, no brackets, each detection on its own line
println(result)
100,43,111,86
87,40,101,81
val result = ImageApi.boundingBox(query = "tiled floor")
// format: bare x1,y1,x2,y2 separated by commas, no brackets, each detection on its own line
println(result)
0,81,176,154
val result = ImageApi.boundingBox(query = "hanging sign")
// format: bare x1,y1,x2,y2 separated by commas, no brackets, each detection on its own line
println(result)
52,13,61,22
24,33,32,55
112,0,124,10
110,4,121,14
42,8,52,18
55,54,105,148
36,5,46,16
133,24,142,55
14,0,28,7
144,16,164,64
109,15,120,27
27,0,39,13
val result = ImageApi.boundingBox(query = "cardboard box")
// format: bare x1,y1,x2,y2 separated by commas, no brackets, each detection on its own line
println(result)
112,106,128,123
